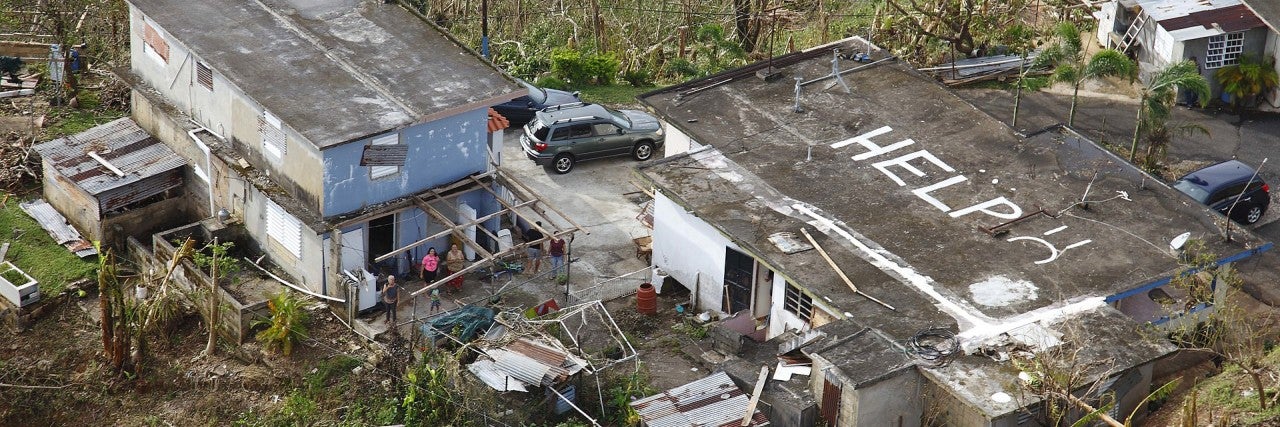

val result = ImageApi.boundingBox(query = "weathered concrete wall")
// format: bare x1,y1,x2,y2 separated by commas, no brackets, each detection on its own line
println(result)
1267,31,1280,107
41,160,101,241
129,85,210,221
130,5,324,213
320,109,490,216
651,190,735,315
855,371,925,426
102,196,190,252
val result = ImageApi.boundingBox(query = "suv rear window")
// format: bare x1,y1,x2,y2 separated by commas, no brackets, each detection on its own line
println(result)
529,120,549,141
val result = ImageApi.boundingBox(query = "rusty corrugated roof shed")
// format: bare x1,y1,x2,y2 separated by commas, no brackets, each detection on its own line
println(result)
33,117,185,197
1158,4,1264,32
1242,0,1280,31
630,371,770,427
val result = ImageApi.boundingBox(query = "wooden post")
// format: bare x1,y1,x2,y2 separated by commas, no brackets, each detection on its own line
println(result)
741,365,769,425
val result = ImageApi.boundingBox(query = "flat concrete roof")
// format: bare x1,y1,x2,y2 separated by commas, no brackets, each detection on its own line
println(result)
636,38,1268,412
128,0,520,147
1243,0,1280,32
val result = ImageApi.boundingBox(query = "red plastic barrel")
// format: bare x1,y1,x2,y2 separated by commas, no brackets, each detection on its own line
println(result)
637,283,657,314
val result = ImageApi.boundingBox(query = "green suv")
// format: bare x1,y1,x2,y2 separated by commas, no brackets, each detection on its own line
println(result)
520,103,664,174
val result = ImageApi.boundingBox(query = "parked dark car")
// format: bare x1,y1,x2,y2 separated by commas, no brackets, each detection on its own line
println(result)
1172,160,1270,224
520,103,664,174
492,81,581,127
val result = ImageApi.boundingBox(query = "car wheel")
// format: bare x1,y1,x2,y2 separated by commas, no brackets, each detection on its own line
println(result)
633,141,655,161
1244,205,1264,224
551,154,575,174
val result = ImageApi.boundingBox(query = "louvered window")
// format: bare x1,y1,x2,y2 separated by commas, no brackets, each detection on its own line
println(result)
266,199,302,258
260,111,286,163
196,62,213,90
369,134,400,179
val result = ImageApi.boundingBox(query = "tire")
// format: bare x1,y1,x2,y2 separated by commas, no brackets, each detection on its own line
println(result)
1243,205,1264,224
632,140,655,161
551,154,575,174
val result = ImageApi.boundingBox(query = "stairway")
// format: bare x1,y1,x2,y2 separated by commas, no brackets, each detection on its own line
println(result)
1117,10,1148,53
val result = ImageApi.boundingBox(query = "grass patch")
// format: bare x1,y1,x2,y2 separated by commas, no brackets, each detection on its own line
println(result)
0,265,30,286
1189,347,1280,424
0,194,97,296
576,84,652,107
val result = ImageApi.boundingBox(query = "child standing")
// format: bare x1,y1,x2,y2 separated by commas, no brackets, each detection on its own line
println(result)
429,288,442,313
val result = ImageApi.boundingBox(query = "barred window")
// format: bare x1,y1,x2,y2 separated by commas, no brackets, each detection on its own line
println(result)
783,282,813,322
1205,32,1244,69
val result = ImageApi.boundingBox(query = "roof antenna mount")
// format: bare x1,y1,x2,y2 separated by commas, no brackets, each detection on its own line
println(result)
829,48,851,94
792,76,805,113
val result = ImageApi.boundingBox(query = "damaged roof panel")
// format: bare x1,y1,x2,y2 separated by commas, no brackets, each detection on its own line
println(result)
630,371,769,427
33,117,185,205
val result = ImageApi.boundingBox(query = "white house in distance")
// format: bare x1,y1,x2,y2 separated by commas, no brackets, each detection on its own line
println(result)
1093,0,1278,105
635,37,1272,426
1243,0,1280,106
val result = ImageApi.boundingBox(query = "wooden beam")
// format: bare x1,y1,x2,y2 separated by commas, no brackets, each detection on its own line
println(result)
799,228,896,311
373,199,534,263
497,169,589,234
741,366,769,426
329,171,494,229
468,175,557,241
415,196,495,261
88,151,125,177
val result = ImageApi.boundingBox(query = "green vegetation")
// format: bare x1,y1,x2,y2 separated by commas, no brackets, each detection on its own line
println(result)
254,291,311,357
576,84,652,107
0,264,31,286
1194,347,1280,424
0,195,97,296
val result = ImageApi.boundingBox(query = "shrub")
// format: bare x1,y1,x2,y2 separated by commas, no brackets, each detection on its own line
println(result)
550,48,620,85
534,75,570,91
254,291,310,356
622,69,653,87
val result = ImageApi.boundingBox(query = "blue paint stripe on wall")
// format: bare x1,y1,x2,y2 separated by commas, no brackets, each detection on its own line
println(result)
1106,241,1274,303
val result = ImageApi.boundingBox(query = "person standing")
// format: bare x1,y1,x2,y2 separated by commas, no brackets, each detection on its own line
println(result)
429,288,442,313
420,247,439,284
549,235,566,278
383,275,399,324
524,222,545,274
446,244,466,293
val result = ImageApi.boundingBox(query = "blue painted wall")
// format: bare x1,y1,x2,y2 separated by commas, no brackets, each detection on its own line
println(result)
322,108,490,216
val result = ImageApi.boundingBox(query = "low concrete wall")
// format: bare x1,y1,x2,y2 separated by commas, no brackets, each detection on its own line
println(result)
128,226,270,344
102,196,193,252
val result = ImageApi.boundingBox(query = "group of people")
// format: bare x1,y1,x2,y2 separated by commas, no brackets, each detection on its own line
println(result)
524,221,567,278
382,224,569,324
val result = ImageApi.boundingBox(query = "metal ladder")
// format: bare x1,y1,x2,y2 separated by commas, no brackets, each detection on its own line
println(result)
1117,10,1148,53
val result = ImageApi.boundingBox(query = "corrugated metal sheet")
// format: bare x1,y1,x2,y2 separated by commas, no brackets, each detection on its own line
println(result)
19,199,82,244
467,359,528,392
489,348,554,386
32,117,185,200
631,371,770,427
1158,4,1264,32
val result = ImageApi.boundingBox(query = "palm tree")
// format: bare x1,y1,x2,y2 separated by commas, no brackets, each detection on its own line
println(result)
1128,60,1210,163
1035,22,1137,126
1216,54,1279,122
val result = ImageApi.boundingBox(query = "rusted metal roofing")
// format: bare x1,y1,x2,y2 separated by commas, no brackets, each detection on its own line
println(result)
630,371,770,427
470,336,587,392
18,199,98,258
1158,4,1265,32
33,118,185,205
1242,0,1280,32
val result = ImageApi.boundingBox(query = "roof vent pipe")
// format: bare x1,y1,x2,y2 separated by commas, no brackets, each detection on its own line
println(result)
792,76,805,113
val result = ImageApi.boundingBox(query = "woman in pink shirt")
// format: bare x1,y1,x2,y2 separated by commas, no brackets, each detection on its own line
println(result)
420,247,439,283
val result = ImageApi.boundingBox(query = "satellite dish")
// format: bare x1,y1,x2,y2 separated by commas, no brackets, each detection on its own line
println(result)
1170,232,1192,252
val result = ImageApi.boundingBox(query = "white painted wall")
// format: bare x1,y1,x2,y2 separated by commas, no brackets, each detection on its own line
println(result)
651,190,734,315
1268,31,1280,107
1095,1,1119,48
768,272,810,338
660,122,696,157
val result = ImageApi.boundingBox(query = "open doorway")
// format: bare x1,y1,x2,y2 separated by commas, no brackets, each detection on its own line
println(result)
724,247,753,314
368,213,396,273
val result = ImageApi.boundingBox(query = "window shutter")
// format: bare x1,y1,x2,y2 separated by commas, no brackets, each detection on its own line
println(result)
266,199,302,258
196,62,213,90
260,111,287,162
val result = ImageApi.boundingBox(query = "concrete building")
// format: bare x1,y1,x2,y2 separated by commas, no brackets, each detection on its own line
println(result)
1243,0,1280,107
36,0,578,315
1094,0,1277,105
635,38,1271,426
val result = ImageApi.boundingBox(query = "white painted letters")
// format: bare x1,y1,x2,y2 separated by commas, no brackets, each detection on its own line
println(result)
912,176,967,211
871,150,957,186
949,197,1024,220
1007,226,1093,264
831,126,915,161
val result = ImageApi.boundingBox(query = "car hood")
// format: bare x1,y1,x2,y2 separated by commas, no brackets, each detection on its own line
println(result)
621,110,661,131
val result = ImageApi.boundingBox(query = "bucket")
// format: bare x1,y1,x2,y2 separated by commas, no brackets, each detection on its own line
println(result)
637,283,657,314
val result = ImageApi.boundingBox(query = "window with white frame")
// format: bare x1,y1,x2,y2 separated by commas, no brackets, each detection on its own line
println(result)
369,133,401,179
142,22,170,63
1205,32,1245,69
783,282,813,322
260,111,286,163
265,199,302,258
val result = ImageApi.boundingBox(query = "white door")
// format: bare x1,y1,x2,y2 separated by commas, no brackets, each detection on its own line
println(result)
458,202,477,259
341,227,365,273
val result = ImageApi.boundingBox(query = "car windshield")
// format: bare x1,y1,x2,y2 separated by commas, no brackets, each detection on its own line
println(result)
1172,179,1211,203
607,107,631,127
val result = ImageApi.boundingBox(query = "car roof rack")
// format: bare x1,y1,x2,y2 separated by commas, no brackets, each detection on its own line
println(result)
551,116,602,125
541,102,589,112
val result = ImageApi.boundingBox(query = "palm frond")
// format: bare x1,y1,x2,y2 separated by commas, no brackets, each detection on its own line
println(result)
1083,49,1136,81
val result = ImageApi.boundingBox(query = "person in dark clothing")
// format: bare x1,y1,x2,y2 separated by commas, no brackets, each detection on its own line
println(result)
525,222,545,274
549,235,566,277
383,275,399,323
